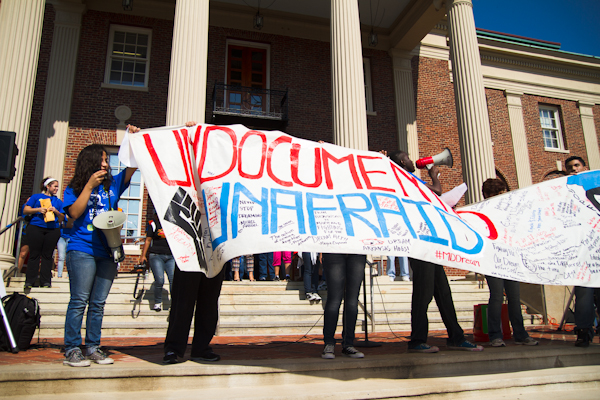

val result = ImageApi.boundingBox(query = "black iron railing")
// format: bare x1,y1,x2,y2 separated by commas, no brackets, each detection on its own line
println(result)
212,83,288,121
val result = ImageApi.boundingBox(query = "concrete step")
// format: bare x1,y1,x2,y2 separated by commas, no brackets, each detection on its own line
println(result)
1,344,599,398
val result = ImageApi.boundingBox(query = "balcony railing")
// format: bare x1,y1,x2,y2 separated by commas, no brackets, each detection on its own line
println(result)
212,83,288,124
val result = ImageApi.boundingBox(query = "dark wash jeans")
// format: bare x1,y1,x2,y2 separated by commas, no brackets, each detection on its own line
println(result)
574,286,596,339
322,253,366,348
485,275,529,341
408,258,465,347
302,252,320,295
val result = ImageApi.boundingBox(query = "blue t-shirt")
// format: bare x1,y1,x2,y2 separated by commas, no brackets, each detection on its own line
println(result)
63,170,129,258
25,193,64,229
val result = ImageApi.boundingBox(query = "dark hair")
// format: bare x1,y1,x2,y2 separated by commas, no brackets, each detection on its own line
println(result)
482,178,507,199
39,176,56,192
68,144,112,195
565,156,586,167
388,150,409,167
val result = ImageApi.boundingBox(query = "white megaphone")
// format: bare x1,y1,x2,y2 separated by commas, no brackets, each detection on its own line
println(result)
415,147,453,170
92,210,126,263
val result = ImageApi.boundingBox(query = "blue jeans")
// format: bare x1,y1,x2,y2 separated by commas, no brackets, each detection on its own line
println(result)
256,252,274,280
56,237,68,278
302,252,319,295
64,251,117,355
322,253,365,347
149,253,175,305
574,286,596,339
387,256,409,279
485,276,529,341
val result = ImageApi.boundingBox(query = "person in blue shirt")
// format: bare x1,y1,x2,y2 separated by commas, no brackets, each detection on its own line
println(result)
62,140,137,367
23,177,65,289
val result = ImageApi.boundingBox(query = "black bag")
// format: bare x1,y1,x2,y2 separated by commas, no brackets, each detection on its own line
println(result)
0,292,41,351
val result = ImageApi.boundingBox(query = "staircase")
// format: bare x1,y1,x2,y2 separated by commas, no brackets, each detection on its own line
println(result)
2,271,506,338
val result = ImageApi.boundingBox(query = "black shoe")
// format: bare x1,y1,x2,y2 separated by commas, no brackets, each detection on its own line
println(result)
273,276,281,282
24,283,33,290
575,328,591,348
162,351,179,364
191,351,220,362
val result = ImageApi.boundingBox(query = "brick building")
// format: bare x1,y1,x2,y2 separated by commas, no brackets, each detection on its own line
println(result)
1,0,599,275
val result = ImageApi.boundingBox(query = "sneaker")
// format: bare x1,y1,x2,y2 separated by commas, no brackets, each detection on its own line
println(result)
311,292,322,302
24,283,33,290
515,337,538,346
285,275,290,281
321,344,335,359
490,338,506,347
305,293,315,301
342,346,364,358
389,276,395,282
41,284,52,288
273,276,281,282
401,276,411,281
86,348,114,364
191,351,221,362
153,304,162,312
407,343,439,353
259,277,266,281
63,348,91,367
163,351,179,364
448,340,484,351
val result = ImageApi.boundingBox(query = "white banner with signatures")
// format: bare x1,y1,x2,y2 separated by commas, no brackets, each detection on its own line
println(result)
122,124,600,287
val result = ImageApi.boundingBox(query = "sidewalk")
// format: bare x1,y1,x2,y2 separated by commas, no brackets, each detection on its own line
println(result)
0,326,593,366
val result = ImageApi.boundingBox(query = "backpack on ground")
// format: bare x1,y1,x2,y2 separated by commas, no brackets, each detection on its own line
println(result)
0,292,41,352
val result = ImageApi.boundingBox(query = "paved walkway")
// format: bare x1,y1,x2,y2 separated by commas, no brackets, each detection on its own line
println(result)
0,326,594,366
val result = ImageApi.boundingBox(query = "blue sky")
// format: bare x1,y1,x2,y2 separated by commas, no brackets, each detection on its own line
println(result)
472,0,600,57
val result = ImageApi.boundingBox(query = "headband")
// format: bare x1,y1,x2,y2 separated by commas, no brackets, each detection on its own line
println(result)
44,178,58,188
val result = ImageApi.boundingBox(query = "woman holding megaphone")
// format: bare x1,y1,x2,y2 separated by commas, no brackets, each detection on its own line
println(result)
23,177,65,289
62,130,138,368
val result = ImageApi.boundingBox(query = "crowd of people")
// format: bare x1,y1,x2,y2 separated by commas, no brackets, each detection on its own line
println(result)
14,129,598,366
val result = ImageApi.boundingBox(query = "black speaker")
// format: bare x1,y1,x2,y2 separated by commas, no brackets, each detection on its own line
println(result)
0,131,18,184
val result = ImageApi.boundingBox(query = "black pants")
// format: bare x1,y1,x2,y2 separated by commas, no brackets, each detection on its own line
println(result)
25,224,61,287
408,258,464,347
164,266,224,358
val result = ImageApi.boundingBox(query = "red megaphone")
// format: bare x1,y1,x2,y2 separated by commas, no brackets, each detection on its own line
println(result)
416,148,453,170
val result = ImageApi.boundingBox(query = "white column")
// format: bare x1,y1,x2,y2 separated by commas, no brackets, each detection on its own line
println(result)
0,0,46,270
505,91,532,187
578,102,600,171
446,0,495,203
331,0,369,151
34,1,84,188
390,50,420,177
166,0,209,125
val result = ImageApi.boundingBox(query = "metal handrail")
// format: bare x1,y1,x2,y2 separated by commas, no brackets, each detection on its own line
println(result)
212,82,288,121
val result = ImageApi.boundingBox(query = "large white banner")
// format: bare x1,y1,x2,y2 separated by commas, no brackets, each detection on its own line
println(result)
123,124,599,287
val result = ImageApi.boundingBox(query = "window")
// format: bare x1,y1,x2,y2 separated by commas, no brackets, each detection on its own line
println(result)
103,25,151,89
539,106,566,151
363,57,374,113
108,152,143,238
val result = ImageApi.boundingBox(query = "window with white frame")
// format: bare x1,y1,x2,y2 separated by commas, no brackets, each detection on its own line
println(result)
104,25,151,88
108,152,143,238
363,57,374,113
539,106,565,150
